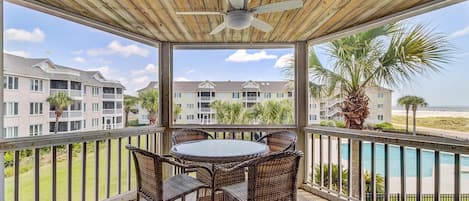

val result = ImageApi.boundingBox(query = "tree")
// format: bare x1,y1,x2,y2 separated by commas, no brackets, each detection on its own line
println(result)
124,95,138,127
397,96,413,133
47,92,73,134
249,99,294,125
210,101,250,124
309,24,451,129
408,96,428,135
138,89,159,125
173,104,182,123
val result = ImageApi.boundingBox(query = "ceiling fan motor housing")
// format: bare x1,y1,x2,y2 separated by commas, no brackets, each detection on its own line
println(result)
226,10,253,30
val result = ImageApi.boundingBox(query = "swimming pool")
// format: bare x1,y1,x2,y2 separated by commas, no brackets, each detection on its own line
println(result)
340,143,469,178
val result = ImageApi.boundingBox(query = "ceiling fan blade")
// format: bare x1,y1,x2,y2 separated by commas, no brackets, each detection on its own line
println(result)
252,0,303,14
176,11,224,15
210,23,226,35
229,0,245,9
251,18,273,32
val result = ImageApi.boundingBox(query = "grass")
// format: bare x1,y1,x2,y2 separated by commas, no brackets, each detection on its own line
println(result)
4,136,148,201
392,116,469,132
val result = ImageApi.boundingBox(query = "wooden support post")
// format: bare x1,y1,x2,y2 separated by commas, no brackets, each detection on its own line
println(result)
159,42,173,179
295,41,308,185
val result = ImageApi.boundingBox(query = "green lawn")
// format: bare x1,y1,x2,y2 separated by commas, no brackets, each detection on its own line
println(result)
4,137,148,201
392,116,469,132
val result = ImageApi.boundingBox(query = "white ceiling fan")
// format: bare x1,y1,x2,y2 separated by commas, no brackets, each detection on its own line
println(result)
176,0,304,35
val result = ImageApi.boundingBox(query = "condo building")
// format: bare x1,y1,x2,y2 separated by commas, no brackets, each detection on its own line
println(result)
137,81,392,125
3,54,124,138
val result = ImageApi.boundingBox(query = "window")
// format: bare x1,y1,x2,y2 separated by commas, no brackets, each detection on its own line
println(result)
83,103,86,112
103,101,115,109
30,79,43,91
116,116,122,123
232,92,240,99
186,115,194,120
186,104,194,109
49,122,68,132
309,115,317,121
4,127,18,138
29,102,44,115
116,102,123,109
92,118,99,128
29,124,43,136
377,104,384,109
378,92,384,98
70,101,81,111
174,92,182,98
92,103,99,112
264,92,271,99
288,91,293,97
70,81,81,90
50,80,68,89
276,93,284,98
4,76,19,90
70,121,81,131
103,87,115,94
83,120,86,129
83,86,87,95
378,115,384,121
92,87,99,96
116,88,123,94
4,102,19,116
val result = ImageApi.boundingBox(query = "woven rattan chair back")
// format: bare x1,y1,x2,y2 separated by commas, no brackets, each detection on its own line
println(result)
247,151,303,201
172,128,213,145
127,145,163,201
257,131,297,152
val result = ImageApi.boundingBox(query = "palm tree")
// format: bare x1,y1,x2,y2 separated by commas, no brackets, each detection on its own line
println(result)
408,96,428,135
249,100,294,124
173,104,182,123
397,96,413,133
138,89,159,125
47,92,73,134
124,95,138,127
210,101,250,124
310,24,451,129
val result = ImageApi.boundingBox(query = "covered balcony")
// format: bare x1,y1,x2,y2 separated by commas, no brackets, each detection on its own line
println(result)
1,0,468,201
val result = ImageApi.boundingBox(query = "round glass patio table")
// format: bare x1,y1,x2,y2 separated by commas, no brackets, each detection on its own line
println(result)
170,139,269,163
170,139,269,201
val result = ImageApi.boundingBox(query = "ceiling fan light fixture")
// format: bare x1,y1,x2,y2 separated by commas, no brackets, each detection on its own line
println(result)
226,11,253,30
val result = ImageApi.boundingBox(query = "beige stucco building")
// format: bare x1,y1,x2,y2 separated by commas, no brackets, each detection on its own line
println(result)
3,54,124,138
137,81,392,125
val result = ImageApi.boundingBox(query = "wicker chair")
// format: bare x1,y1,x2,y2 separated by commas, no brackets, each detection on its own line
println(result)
172,129,246,189
256,131,297,153
219,151,303,201
126,145,209,201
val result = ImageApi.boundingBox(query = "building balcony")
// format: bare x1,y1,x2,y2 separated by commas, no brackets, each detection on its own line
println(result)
49,111,83,119
103,93,123,99
199,96,211,101
102,108,122,115
50,89,83,99
244,96,258,101
199,107,211,112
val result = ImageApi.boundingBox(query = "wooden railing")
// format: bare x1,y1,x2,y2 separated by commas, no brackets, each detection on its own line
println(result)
0,126,164,201
303,126,469,201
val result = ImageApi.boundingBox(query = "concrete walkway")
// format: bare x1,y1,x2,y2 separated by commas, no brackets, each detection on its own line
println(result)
393,123,469,141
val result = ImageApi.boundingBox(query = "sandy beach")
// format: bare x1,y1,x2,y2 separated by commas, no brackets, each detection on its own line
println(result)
393,109,469,118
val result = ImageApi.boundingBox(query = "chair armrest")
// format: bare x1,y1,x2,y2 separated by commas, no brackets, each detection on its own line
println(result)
215,157,258,172
161,155,213,175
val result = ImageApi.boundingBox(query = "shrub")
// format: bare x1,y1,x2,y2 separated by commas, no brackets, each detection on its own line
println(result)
374,122,393,130
326,121,335,127
319,120,328,126
335,121,345,128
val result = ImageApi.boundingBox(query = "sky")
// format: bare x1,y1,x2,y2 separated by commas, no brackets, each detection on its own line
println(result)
3,1,469,106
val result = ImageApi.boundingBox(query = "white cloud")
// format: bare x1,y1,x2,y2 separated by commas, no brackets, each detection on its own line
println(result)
87,40,149,57
73,57,86,63
131,75,150,85
274,53,294,68
175,77,190,81
4,50,29,57
72,49,83,55
185,69,195,74
225,49,277,62
131,64,158,76
5,28,45,42
87,66,112,78
449,26,469,39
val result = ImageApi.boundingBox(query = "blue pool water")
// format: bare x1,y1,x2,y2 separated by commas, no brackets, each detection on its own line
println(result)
340,143,469,178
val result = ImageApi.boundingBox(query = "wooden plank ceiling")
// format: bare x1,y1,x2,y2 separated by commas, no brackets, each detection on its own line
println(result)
32,0,431,43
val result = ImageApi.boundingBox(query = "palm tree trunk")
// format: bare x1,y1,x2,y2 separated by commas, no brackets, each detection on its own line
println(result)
405,106,409,134
125,111,129,127
55,116,59,135
412,107,417,136
343,88,370,129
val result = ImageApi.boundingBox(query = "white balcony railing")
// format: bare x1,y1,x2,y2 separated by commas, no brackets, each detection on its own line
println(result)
49,111,68,118
200,96,211,101
50,89,68,96
103,109,115,114
103,93,115,99
69,111,82,118
69,89,82,98
200,107,211,112
244,96,257,101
